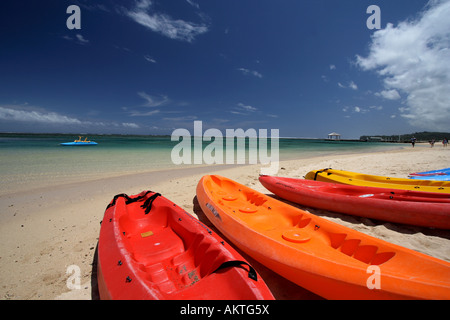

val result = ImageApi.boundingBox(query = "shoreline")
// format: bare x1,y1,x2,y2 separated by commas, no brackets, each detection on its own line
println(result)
0,144,449,299
0,140,403,197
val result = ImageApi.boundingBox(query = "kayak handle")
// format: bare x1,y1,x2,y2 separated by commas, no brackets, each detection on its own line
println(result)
213,260,258,281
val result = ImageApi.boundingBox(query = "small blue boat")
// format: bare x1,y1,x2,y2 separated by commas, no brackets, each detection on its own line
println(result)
60,136,98,146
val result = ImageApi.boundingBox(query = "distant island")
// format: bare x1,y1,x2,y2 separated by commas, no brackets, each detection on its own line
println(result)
360,131,450,143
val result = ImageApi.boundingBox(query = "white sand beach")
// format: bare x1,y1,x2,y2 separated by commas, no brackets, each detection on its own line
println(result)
1,143,449,300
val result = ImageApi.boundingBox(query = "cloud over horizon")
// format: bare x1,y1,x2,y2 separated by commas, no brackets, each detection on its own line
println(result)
0,105,83,125
0,105,140,132
356,0,450,131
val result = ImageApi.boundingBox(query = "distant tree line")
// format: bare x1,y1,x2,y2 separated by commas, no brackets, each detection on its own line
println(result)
360,131,450,142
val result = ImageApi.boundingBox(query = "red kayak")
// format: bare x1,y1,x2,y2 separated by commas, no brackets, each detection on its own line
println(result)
259,176,450,229
97,191,274,300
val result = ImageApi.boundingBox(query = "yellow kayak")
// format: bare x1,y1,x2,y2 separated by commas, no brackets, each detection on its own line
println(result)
305,169,450,193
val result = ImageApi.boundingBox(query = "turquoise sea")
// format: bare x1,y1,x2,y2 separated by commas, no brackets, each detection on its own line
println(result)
0,133,402,194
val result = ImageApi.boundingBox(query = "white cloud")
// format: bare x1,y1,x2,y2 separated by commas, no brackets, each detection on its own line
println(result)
125,92,168,117
356,0,450,130
329,64,336,70
163,115,197,121
342,105,381,114
62,34,89,45
0,105,141,131
186,0,200,9
231,103,258,115
237,68,263,78
136,0,152,10
354,106,371,114
338,81,358,90
120,122,140,128
129,109,160,117
137,91,168,107
143,55,157,63
0,106,83,125
237,103,257,112
124,0,208,42
376,89,401,100
348,81,358,90
75,34,89,44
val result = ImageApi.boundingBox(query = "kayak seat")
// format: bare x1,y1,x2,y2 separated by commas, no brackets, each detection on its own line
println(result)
213,192,260,215
140,234,224,293
209,175,238,193
129,227,185,264
118,204,169,237
171,233,233,287
118,205,187,264
144,263,177,294
172,234,204,272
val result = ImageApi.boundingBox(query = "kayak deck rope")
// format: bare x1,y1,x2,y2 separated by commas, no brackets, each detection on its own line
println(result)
106,191,160,212
141,193,161,214
314,168,332,181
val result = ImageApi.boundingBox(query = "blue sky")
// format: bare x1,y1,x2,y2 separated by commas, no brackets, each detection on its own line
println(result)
1,0,449,138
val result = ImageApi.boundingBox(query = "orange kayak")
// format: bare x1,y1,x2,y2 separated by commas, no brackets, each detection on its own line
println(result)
97,191,274,300
196,175,450,300
259,175,450,229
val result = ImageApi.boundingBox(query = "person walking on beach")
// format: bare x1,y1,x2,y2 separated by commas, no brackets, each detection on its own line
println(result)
443,138,448,148
429,139,435,148
411,137,416,148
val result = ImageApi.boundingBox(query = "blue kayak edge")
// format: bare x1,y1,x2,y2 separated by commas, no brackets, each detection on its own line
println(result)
409,175,450,181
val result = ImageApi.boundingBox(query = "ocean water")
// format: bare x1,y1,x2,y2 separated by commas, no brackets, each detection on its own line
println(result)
0,133,402,194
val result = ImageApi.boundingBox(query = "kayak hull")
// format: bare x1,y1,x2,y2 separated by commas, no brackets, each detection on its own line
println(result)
305,168,450,193
259,175,450,229
196,175,450,300
97,191,274,300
